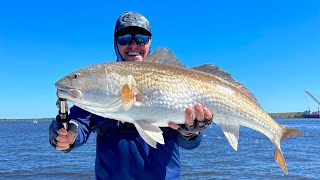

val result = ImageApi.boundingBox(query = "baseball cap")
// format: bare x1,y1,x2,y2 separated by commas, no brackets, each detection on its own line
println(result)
114,12,152,37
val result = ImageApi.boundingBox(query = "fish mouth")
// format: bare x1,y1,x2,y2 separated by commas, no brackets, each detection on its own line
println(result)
55,84,82,99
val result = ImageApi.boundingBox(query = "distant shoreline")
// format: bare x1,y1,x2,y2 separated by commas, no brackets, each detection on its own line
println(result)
0,112,307,121
268,112,305,118
0,118,54,121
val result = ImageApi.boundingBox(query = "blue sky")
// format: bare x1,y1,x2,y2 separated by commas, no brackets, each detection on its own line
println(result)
1,1,319,119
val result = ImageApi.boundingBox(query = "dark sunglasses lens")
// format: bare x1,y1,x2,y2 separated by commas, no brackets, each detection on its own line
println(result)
134,34,150,45
117,34,132,45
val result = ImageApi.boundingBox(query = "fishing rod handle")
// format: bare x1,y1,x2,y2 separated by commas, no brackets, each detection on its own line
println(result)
57,98,69,129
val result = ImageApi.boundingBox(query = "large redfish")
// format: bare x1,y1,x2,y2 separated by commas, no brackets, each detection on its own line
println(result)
55,48,301,174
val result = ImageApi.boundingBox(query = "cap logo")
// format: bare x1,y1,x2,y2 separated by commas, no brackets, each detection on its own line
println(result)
122,13,141,24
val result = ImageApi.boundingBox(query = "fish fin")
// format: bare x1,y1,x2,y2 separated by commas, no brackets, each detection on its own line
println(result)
274,146,288,175
134,121,165,148
274,126,301,174
144,48,184,67
280,126,302,141
120,83,134,111
120,76,141,111
220,124,240,151
191,64,261,107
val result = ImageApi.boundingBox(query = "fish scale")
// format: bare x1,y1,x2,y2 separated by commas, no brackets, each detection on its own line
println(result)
55,48,301,175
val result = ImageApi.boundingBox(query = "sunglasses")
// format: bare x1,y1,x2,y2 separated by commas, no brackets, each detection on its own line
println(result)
116,34,150,46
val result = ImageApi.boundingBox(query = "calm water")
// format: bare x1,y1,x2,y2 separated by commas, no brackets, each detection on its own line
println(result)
0,118,318,179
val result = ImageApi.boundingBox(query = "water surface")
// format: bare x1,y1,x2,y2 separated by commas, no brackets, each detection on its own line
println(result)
0,118,318,179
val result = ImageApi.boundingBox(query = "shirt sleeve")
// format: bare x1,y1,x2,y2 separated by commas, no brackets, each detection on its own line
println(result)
176,132,203,150
68,106,93,149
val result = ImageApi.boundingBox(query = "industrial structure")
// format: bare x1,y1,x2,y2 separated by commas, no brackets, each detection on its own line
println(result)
304,90,320,118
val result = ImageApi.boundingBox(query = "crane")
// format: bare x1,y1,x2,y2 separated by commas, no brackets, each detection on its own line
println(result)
304,90,320,118
304,90,320,106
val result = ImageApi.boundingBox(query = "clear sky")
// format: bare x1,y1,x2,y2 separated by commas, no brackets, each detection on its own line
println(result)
1,1,319,119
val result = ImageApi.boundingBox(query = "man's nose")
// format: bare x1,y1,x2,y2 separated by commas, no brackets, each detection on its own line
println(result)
128,39,137,47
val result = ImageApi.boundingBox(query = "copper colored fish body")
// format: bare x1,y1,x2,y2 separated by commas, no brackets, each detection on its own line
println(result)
55,48,301,174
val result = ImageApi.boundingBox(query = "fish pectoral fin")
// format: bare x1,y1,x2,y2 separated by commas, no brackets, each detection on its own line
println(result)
120,76,141,111
134,121,164,149
121,83,135,111
220,124,240,151
274,146,288,175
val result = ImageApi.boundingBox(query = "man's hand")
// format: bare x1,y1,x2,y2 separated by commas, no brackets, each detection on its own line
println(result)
168,103,213,138
49,119,78,151
55,128,77,150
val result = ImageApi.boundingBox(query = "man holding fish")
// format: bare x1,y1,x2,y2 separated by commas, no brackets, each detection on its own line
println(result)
49,11,213,180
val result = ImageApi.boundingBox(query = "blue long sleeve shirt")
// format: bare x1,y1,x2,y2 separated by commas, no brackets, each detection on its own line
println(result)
67,106,202,180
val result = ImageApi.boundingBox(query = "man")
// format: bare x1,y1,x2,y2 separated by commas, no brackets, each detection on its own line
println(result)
50,11,213,180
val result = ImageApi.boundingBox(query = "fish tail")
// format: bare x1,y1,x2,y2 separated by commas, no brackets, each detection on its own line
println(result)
274,126,302,175
274,146,288,175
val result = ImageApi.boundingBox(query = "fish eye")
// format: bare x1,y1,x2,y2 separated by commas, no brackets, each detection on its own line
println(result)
73,73,80,79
